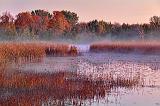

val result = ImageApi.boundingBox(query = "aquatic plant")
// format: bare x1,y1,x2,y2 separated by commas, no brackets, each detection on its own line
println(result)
90,41,160,54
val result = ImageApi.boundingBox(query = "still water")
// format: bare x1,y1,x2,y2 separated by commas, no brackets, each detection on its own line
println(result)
8,52,160,106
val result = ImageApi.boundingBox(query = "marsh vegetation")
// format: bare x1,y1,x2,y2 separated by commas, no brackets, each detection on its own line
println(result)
0,41,160,106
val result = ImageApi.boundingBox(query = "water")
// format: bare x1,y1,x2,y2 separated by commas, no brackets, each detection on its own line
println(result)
6,52,159,106
73,44,90,53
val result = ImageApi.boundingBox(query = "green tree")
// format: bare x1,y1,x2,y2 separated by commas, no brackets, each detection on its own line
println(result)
88,20,99,33
61,10,79,27
150,16,160,30
31,9,52,18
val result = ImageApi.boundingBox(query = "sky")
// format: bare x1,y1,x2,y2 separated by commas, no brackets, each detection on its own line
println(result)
0,0,160,24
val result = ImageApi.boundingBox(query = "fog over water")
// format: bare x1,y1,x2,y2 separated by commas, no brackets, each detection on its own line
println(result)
0,0,160,105
14,52,160,106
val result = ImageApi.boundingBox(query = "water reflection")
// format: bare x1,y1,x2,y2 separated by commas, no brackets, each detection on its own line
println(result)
0,71,140,106
1,53,160,106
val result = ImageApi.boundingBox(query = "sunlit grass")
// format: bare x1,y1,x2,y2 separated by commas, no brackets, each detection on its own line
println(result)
0,42,78,68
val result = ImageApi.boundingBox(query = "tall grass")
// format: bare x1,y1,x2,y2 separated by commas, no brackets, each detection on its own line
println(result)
0,71,140,105
90,41,160,54
0,42,45,63
0,42,78,67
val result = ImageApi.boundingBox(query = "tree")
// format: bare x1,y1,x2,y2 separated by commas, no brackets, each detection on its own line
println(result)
87,20,109,34
31,10,51,33
0,12,16,37
31,15,42,34
61,10,79,26
141,23,150,33
48,11,70,35
0,12,14,29
14,12,36,37
74,22,88,33
150,16,160,30
31,9,52,19
15,12,34,31
87,20,99,33
111,22,122,35
122,23,130,31
97,20,107,34
0,12,14,24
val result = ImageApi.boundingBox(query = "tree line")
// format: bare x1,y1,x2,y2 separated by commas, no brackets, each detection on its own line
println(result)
0,9,160,40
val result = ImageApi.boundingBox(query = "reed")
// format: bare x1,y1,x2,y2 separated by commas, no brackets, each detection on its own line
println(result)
90,41,160,54
0,42,44,63
0,42,78,67
0,71,140,106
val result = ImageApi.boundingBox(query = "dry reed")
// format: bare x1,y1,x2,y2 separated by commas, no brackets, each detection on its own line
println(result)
90,41,160,54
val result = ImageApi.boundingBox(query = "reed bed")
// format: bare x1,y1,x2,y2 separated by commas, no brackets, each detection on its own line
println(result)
0,42,78,69
0,42,45,63
90,41,160,54
0,71,140,106
44,43,78,56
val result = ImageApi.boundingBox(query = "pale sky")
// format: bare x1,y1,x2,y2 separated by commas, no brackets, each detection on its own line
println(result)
0,0,160,24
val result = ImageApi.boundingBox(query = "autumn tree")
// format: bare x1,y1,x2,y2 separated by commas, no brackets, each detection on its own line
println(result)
31,10,51,34
15,12,34,36
48,11,70,35
0,12,16,37
97,20,107,34
31,15,42,34
15,12,34,32
74,22,88,33
0,9,160,40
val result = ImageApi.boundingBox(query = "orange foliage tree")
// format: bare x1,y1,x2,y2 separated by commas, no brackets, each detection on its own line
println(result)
0,12,16,36
48,11,71,35
31,10,51,34
15,12,34,35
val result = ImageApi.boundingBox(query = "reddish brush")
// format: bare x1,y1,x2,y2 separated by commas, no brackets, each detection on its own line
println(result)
0,42,78,74
0,71,139,105
90,41,160,54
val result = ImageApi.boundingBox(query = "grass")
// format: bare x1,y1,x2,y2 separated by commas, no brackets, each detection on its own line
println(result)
0,42,45,63
0,41,78,68
90,41,160,54
0,41,144,105
0,71,140,105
